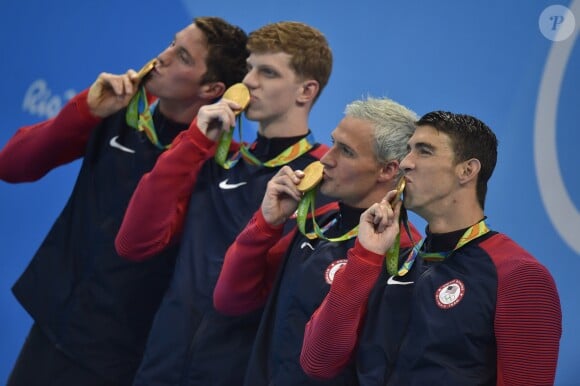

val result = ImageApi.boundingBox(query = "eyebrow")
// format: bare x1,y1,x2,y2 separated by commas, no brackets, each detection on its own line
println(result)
409,141,435,152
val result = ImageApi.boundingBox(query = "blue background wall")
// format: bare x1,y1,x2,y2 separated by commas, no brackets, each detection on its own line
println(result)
1,0,578,384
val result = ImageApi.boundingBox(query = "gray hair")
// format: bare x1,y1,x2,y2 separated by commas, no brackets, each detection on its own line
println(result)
344,97,417,172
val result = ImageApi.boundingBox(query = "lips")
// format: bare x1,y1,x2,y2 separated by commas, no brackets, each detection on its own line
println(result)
144,68,159,82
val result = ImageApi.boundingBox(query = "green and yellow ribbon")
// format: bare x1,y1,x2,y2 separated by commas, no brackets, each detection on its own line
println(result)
388,219,490,277
296,188,359,242
126,86,169,150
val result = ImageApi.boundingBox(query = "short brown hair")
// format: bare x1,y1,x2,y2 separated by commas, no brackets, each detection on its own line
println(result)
247,21,332,101
194,17,249,89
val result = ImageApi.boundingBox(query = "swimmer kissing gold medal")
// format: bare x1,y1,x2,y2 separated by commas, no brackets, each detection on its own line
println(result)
296,161,324,192
391,177,406,205
136,59,157,82
214,83,251,166
222,83,250,115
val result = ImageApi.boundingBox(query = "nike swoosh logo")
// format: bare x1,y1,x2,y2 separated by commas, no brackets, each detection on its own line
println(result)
387,275,414,285
109,136,135,154
300,241,314,250
218,179,247,190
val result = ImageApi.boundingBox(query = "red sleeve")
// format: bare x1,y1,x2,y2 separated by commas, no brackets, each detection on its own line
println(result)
484,237,562,386
0,89,100,182
115,119,217,260
213,209,296,315
300,239,383,379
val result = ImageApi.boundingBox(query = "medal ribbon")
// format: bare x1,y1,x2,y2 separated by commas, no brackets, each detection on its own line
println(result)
126,86,169,150
385,207,415,276
296,188,359,242
214,114,242,166
217,126,316,169
388,219,490,277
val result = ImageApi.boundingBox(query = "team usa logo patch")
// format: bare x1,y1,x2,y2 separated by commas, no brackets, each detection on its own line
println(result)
325,259,348,284
435,279,465,309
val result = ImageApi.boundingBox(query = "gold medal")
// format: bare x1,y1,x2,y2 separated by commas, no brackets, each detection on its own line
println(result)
222,83,250,115
391,177,406,205
136,58,157,82
297,161,324,192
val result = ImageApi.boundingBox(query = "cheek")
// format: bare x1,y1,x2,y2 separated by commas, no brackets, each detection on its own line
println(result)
174,70,199,85
339,164,370,186
169,73,202,94
267,87,294,106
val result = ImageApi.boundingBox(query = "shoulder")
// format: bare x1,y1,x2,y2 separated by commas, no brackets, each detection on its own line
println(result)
308,142,330,159
479,232,555,284
479,232,535,264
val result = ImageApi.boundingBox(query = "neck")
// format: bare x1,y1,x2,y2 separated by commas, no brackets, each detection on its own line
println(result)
257,107,310,138
343,180,396,210
425,201,484,234
337,202,365,231
157,98,210,125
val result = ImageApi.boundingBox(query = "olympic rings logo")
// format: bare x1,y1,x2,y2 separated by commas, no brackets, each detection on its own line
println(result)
534,1,580,254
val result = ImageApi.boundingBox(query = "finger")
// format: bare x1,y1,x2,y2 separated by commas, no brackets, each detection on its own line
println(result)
225,108,237,129
372,204,384,225
122,74,135,96
392,198,402,220
360,203,378,224
279,184,303,202
292,169,305,186
374,202,388,225
273,173,301,193
276,166,302,185
221,98,242,112
367,199,394,232
268,176,302,202
127,69,139,82
362,203,384,230
274,165,293,178
375,203,393,233
384,189,398,204
211,102,236,129
106,76,125,97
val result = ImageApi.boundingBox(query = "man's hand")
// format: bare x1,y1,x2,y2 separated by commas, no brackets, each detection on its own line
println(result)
357,190,401,255
261,166,305,227
87,69,140,118
196,99,242,141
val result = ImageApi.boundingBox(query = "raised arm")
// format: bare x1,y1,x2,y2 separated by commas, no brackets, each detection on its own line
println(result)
115,120,218,260
301,194,401,379
214,165,310,314
213,209,295,315
1,69,146,182
300,241,384,379
115,98,244,260
0,89,100,182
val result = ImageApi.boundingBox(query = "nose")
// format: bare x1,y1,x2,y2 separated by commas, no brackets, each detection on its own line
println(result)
242,69,258,89
319,146,335,168
156,44,176,67
400,152,412,173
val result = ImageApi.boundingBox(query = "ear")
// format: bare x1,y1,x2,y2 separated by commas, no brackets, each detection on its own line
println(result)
377,160,400,183
199,82,226,101
296,80,320,105
457,158,480,185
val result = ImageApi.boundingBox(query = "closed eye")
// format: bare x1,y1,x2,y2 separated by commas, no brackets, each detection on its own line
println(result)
331,138,355,157
178,48,191,64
